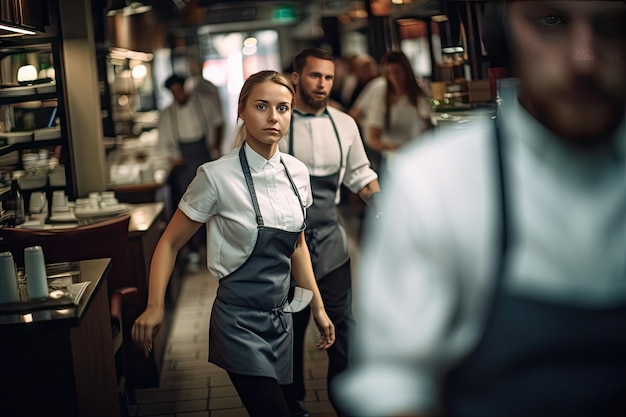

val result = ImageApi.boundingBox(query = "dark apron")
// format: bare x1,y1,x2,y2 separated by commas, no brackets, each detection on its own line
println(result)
289,110,349,279
442,121,626,417
208,145,305,384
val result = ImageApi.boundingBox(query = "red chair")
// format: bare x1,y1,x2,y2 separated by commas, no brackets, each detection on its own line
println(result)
0,214,137,415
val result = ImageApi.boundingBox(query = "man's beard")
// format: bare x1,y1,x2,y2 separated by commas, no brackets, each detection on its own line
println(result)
301,88,329,111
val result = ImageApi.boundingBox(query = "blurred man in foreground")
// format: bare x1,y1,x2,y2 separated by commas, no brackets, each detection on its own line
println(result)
336,1,625,416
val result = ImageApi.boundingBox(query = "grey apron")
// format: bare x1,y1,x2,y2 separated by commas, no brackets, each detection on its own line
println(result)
442,121,626,417
289,109,349,279
208,144,305,384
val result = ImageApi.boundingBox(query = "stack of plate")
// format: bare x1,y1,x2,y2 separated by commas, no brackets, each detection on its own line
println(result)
34,126,61,141
0,131,33,144
48,165,66,186
35,81,56,94
0,85,36,97
73,203,130,225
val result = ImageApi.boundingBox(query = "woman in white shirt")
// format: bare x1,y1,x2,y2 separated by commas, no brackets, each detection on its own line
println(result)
367,50,432,173
132,70,335,417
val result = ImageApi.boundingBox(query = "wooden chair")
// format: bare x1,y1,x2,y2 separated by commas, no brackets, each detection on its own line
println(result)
0,214,137,415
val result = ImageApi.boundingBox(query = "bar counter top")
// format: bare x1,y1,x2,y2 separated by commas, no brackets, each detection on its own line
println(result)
0,257,122,417
0,258,111,328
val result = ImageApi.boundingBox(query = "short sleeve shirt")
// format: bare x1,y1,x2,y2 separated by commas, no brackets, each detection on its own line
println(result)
179,144,312,279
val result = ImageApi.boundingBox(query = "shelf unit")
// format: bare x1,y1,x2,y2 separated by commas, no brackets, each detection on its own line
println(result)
0,35,74,214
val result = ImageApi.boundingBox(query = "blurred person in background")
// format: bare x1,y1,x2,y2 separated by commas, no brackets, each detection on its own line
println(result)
339,54,380,112
336,1,625,416
157,73,224,270
280,47,380,417
134,70,334,417
365,50,432,176
329,54,354,111
184,57,224,150
348,74,386,172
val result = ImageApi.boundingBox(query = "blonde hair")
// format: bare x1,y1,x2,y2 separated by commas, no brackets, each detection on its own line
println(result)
234,70,296,148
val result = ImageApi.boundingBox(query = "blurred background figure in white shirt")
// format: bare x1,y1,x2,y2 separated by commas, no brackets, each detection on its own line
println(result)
157,73,224,271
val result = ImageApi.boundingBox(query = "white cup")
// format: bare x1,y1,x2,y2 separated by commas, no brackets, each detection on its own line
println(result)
52,190,68,208
24,246,49,300
0,252,19,304
29,191,48,215
75,198,96,211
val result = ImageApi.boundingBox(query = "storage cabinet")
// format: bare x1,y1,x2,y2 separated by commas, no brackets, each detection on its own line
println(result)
0,36,74,219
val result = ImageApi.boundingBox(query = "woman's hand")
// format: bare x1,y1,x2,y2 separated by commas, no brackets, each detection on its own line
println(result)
131,305,165,357
311,307,335,350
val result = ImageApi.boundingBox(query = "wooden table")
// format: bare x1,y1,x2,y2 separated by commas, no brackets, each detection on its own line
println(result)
0,258,121,417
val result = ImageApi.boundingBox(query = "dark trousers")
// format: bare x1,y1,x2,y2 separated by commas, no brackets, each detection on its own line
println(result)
286,260,354,415
228,372,291,417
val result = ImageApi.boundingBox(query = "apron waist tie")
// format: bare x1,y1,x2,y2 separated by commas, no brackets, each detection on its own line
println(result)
217,295,289,332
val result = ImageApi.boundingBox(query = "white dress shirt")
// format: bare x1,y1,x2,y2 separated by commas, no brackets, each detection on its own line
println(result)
335,91,626,415
368,93,431,163
157,92,223,159
278,106,378,203
179,144,312,280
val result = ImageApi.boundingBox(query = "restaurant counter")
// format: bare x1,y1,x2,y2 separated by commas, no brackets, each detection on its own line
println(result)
0,258,122,417
4,203,178,392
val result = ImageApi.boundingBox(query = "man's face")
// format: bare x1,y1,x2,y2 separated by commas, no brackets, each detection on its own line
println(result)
169,82,188,105
292,56,335,111
509,1,625,144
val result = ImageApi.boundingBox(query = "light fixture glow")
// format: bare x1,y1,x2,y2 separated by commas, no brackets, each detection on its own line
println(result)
17,65,38,82
242,45,257,56
0,24,36,35
243,37,257,47
131,64,147,79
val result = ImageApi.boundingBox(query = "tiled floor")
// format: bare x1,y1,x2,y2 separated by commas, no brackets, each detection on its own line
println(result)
128,202,363,417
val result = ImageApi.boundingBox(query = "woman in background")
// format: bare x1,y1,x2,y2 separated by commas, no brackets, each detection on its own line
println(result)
132,70,335,417
366,50,432,174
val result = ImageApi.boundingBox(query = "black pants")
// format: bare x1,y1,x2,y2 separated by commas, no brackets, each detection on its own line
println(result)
285,260,354,415
228,372,291,417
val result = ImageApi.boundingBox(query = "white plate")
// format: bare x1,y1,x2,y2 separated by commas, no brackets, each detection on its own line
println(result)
0,85,36,96
73,203,130,218
49,212,77,223
34,126,61,141
0,131,33,144
35,82,56,94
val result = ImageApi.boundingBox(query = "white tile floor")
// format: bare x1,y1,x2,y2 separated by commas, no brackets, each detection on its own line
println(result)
128,202,363,417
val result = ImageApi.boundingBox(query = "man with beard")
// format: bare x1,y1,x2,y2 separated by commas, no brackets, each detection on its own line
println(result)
279,47,380,417
335,1,626,416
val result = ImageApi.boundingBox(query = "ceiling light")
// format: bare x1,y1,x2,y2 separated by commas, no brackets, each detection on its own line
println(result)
123,2,152,16
17,65,38,82
0,24,36,35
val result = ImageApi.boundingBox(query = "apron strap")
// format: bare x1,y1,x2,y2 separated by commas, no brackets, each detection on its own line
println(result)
239,144,264,226
239,143,306,227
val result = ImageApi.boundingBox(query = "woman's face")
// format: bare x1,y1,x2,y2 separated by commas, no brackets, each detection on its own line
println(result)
384,62,406,93
239,81,293,152
509,1,625,144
